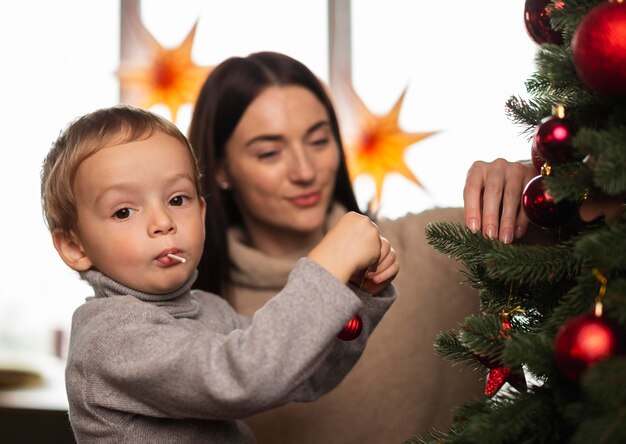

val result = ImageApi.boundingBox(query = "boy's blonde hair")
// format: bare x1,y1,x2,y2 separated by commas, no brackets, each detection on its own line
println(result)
41,105,203,234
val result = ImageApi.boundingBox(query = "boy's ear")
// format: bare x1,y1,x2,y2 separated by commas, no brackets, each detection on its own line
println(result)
52,229,93,272
200,197,207,232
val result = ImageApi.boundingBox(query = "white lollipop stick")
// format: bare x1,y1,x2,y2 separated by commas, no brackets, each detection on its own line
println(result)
167,253,186,263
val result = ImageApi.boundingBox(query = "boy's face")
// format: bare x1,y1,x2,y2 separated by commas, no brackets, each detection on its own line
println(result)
70,131,205,294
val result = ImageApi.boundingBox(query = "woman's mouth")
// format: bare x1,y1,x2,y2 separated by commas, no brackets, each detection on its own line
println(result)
288,192,321,207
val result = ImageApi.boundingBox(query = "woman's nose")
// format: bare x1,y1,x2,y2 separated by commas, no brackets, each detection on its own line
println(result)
148,207,177,237
288,148,316,183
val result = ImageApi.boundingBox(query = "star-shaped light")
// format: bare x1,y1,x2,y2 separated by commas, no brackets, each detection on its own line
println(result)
341,86,437,208
117,19,212,122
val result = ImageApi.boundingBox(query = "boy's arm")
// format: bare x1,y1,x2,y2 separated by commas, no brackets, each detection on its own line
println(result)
69,259,395,421
284,278,397,403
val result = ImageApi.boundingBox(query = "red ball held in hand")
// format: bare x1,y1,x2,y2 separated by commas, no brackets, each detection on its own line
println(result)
554,313,624,381
338,315,363,341
522,175,577,228
534,115,575,164
524,0,564,45
572,1,626,96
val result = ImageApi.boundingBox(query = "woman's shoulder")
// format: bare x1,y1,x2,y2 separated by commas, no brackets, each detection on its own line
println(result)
376,207,465,239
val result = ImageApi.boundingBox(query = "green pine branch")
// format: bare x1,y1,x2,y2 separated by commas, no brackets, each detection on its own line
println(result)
482,240,580,285
543,161,593,202
412,2,626,442
434,331,481,370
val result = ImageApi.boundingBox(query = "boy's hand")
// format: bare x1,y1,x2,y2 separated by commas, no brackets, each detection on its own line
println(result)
307,212,382,283
351,236,399,295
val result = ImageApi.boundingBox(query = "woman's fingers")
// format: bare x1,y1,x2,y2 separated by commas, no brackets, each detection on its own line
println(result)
464,159,536,243
464,160,489,234
498,163,534,242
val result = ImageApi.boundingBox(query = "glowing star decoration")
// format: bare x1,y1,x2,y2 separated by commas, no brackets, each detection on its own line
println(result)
117,19,211,123
342,87,437,209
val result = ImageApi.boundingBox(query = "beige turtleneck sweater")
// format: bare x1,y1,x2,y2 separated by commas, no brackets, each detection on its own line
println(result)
226,205,483,444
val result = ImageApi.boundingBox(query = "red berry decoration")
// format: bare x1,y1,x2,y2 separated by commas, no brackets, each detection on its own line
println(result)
554,313,624,381
572,1,626,96
522,175,577,228
534,115,575,164
338,315,362,341
524,0,564,45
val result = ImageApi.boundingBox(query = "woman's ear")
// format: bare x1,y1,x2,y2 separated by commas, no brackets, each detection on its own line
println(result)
52,229,93,271
215,166,231,190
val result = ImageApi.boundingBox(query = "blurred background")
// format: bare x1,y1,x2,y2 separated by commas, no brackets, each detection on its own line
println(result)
0,0,536,372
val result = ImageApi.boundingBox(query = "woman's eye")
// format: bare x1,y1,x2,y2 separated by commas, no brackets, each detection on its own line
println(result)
113,208,135,219
169,195,189,206
258,150,279,160
311,138,330,147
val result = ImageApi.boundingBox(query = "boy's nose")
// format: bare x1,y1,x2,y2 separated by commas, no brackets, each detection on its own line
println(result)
149,209,177,236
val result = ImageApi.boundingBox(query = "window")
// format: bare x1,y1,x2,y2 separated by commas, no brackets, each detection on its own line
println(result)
0,0,535,359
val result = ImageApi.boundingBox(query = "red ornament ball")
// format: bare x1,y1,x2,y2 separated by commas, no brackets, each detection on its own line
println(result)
522,175,577,228
524,0,564,45
554,314,624,381
572,1,626,96
338,315,362,341
534,115,575,164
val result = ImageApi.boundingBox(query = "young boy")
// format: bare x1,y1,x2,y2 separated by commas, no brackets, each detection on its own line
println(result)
41,105,398,443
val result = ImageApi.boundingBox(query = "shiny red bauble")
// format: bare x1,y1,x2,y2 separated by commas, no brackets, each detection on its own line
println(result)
572,1,626,96
338,315,362,341
534,115,575,164
524,0,564,45
522,175,577,228
554,313,623,381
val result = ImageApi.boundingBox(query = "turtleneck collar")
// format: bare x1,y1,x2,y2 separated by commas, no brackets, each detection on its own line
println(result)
227,203,346,291
79,269,200,318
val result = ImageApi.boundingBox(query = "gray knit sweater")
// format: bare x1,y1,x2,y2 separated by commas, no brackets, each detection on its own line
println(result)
66,258,396,443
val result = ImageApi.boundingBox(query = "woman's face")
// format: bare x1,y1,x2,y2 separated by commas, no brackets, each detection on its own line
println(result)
221,85,340,248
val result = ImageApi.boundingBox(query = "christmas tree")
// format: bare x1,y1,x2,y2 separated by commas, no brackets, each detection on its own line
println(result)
409,1,626,442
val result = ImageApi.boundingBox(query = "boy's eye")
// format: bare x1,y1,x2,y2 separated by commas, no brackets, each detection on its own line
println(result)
169,195,189,206
113,208,135,219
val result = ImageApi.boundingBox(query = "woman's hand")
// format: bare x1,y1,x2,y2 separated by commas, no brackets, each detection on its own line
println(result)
463,158,536,243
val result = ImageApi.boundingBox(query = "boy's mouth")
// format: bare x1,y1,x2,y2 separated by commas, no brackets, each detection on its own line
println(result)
156,248,186,265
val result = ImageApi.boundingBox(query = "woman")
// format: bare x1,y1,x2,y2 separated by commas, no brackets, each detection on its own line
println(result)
188,52,526,443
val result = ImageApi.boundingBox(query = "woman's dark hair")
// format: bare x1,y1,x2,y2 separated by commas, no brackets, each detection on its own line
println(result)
188,51,360,296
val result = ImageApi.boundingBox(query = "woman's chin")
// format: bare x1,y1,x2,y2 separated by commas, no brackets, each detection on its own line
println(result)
291,209,327,231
